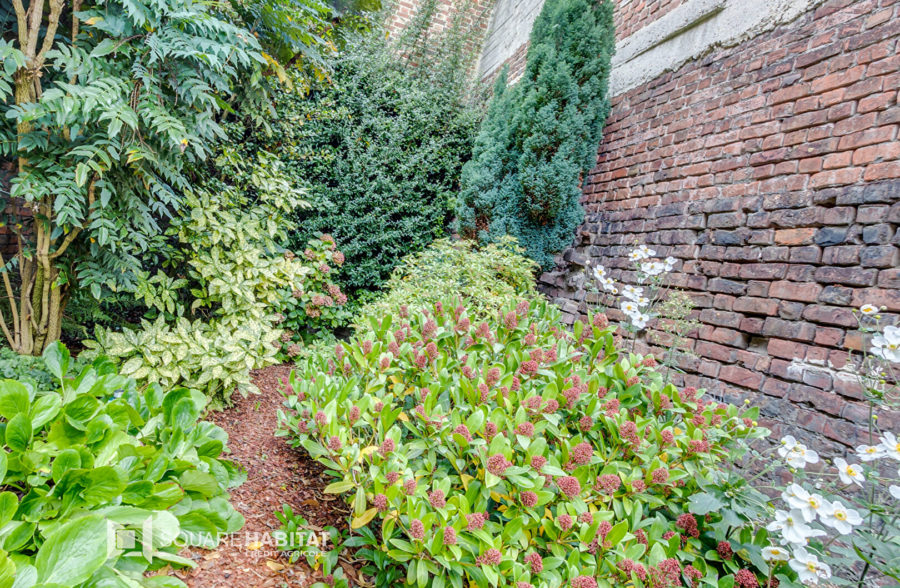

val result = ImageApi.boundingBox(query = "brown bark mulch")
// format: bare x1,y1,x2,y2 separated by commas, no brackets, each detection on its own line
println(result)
170,364,363,588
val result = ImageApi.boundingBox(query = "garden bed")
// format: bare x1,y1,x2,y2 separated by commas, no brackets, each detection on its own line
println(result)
174,365,360,587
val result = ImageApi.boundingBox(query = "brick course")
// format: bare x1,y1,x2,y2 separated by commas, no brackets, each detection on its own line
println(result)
540,0,900,454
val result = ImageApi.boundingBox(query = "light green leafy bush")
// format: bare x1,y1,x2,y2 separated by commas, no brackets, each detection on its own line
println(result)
279,298,772,587
86,151,344,404
354,238,538,331
0,342,244,586
85,315,282,407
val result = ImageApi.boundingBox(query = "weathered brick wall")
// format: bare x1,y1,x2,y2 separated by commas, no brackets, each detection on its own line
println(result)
539,0,900,453
614,0,685,40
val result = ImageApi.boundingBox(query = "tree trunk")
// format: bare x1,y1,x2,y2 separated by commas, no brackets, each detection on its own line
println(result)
2,60,69,355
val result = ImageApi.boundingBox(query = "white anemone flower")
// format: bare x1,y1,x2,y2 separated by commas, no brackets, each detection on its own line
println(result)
784,442,819,469
628,250,645,261
859,304,878,316
630,312,650,330
622,285,644,301
872,325,900,363
663,256,677,271
857,444,885,462
891,485,900,500
761,545,790,563
782,484,825,522
592,265,606,281
637,245,655,259
833,457,865,486
642,261,666,276
600,277,617,292
620,301,640,316
880,432,900,461
819,499,862,534
767,510,824,545
778,435,798,457
789,548,832,585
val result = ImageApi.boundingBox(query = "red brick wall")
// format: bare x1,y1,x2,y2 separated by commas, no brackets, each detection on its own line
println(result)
539,0,900,453
614,0,686,40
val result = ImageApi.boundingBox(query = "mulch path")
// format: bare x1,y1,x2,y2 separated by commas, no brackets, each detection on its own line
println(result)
171,364,362,587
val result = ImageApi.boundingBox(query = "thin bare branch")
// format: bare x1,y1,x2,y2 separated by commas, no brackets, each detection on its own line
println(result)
11,0,28,49
35,0,66,67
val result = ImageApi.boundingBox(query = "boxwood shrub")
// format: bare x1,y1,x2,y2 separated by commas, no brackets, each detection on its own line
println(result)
279,299,772,587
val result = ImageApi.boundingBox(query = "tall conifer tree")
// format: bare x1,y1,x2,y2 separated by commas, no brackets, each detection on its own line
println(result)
458,0,615,268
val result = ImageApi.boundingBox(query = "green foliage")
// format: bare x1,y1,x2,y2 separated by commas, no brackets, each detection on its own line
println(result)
355,237,538,331
0,347,89,392
275,504,348,585
0,342,244,586
229,0,333,66
279,299,769,587
1,0,264,299
86,150,344,405
457,0,615,269
84,315,283,407
232,11,482,294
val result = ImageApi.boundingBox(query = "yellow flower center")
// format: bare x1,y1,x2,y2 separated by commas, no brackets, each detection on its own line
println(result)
808,498,820,509
835,511,846,521
807,562,817,572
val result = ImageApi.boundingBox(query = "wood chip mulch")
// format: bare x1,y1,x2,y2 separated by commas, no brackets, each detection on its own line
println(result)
171,364,364,588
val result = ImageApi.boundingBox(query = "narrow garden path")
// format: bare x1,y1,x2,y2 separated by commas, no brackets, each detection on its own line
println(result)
173,365,356,587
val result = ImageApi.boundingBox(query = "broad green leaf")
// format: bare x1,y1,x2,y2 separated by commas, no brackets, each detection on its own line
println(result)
688,492,726,515
0,493,18,528
42,342,70,381
5,415,32,453
179,471,219,497
35,515,108,584
0,382,29,420
323,480,354,494
29,394,61,431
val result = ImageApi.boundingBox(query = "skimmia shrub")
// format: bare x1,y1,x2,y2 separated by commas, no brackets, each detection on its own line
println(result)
0,343,244,585
279,298,769,587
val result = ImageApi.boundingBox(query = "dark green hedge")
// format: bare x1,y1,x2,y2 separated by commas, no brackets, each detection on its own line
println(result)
234,21,481,294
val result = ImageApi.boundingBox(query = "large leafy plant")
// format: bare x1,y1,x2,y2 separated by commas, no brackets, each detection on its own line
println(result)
457,0,615,269
0,342,245,586
0,0,262,355
279,299,770,587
